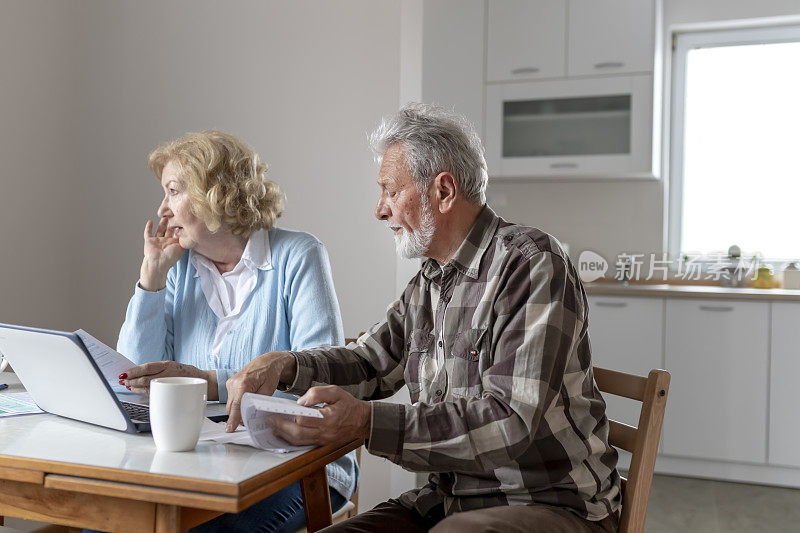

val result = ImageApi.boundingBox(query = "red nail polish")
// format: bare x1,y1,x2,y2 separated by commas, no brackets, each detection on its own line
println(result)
126,386,131,390
119,380,125,385
119,373,127,379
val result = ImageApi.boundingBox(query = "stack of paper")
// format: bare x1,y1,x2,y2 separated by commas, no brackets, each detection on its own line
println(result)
199,393,322,453
0,392,44,417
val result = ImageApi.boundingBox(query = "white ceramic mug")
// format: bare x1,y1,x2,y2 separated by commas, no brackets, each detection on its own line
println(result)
149,377,207,452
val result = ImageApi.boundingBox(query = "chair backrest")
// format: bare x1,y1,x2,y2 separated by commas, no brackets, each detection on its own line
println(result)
345,338,360,516
593,367,670,533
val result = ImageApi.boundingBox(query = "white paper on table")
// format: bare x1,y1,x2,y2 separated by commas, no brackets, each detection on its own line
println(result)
0,392,45,417
198,394,322,453
74,329,137,382
199,418,257,446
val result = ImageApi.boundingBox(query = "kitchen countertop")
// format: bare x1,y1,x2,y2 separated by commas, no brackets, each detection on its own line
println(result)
584,282,800,301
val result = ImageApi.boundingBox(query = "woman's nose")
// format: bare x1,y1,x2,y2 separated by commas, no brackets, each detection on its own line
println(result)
157,196,171,218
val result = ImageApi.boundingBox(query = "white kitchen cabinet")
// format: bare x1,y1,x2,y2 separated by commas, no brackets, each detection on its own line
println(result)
769,302,800,468
421,0,485,137
486,0,566,82
567,0,655,77
662,299,769,464
587,296,663,429
485,74,654,178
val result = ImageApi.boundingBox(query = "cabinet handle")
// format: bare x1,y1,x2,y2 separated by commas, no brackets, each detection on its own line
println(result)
595,301,628,308
550,162,578,169
511,67,540,75
594,61,625,69
699,305,734,312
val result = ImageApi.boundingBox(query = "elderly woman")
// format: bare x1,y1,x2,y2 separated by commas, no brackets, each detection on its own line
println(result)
117,130,356,533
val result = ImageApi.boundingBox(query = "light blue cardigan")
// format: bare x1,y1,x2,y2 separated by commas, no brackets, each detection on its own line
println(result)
118,227,356,499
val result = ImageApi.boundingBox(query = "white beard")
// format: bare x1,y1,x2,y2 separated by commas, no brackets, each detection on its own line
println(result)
392,193,436,259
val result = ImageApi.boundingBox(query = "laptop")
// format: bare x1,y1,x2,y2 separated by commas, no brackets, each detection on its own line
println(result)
0,322,228,433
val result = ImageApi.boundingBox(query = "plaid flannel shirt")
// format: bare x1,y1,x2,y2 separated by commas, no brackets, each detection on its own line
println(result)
287,205,621,521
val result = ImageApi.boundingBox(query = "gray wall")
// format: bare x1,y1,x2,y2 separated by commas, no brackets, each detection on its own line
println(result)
0,2,84,331
0,0,403,345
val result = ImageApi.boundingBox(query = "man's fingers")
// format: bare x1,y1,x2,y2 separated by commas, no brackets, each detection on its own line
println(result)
271,417,318,445
144,219,153,241
225,390,242,433
298,385,344,406
294,414,325,428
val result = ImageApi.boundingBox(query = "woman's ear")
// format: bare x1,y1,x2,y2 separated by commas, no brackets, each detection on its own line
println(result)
433,172,458,214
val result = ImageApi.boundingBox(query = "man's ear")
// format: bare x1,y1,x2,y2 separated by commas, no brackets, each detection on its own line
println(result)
433,172,458,214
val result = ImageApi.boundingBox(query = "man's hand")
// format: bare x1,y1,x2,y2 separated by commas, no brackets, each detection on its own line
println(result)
269,385,371,446
120,361,217,399
225,352,297,432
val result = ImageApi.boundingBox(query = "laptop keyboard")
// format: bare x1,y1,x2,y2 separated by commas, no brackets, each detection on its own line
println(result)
121,401,150,422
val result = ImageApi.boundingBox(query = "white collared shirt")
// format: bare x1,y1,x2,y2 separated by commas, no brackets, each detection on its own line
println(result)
190,229,272,363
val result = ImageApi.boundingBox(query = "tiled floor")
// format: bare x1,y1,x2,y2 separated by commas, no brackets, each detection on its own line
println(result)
3,474,800,532
646,474,800,532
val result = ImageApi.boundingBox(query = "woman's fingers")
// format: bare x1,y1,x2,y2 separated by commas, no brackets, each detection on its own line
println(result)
125,376,152,390
126,361,167,379
155,216,169,238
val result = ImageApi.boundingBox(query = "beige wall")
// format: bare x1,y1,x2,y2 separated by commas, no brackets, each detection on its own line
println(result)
488,0,800,265
0,1,403,345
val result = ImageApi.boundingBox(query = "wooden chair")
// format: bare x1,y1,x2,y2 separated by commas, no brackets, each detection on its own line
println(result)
593,367,670,533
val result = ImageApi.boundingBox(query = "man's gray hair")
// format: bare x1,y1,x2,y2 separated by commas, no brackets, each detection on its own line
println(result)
369,103,488,205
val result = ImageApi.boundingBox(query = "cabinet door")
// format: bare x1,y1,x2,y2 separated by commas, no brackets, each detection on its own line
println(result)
663,299,768,463
567,0,655,77
587,296,663,428
422,0,485,136
486,0,566,82
769,302,800,467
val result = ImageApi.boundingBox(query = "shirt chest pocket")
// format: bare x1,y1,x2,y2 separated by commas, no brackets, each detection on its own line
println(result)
405,329,434,399
448,328,488,399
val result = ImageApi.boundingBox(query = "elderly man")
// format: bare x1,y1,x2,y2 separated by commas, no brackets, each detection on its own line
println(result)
225,103,621,532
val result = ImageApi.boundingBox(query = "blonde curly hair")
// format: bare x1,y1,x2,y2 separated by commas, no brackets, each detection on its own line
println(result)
148,130,284,236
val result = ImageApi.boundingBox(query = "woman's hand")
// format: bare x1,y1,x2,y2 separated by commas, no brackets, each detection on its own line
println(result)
119,361,219,400
139,217,184,291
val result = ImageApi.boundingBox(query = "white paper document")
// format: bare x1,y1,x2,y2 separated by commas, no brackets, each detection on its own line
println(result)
199,393,322,453
75,329,137,382
0,392,45,417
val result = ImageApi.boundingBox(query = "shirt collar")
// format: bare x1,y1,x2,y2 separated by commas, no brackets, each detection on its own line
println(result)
190,228,273,278
422,204,499,281
240,228,272,271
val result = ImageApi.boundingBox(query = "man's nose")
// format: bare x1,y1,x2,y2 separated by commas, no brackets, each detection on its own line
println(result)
375,194,390,221
157,196,171,218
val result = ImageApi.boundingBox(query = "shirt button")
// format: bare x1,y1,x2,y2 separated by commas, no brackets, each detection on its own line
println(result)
435,389,443,396
438,340,443,348
504,235,513,241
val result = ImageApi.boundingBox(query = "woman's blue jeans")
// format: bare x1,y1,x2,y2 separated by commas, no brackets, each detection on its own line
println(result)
189,482,348,533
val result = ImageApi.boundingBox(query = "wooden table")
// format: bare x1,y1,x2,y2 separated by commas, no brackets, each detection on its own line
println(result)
0,372,362,532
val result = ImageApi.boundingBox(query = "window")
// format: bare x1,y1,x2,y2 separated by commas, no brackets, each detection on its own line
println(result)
668,25,800,264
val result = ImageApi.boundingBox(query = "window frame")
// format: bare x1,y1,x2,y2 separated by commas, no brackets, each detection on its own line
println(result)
667,23,800,265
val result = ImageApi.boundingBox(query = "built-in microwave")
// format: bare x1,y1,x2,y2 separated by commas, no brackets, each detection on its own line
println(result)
485,74,656,179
